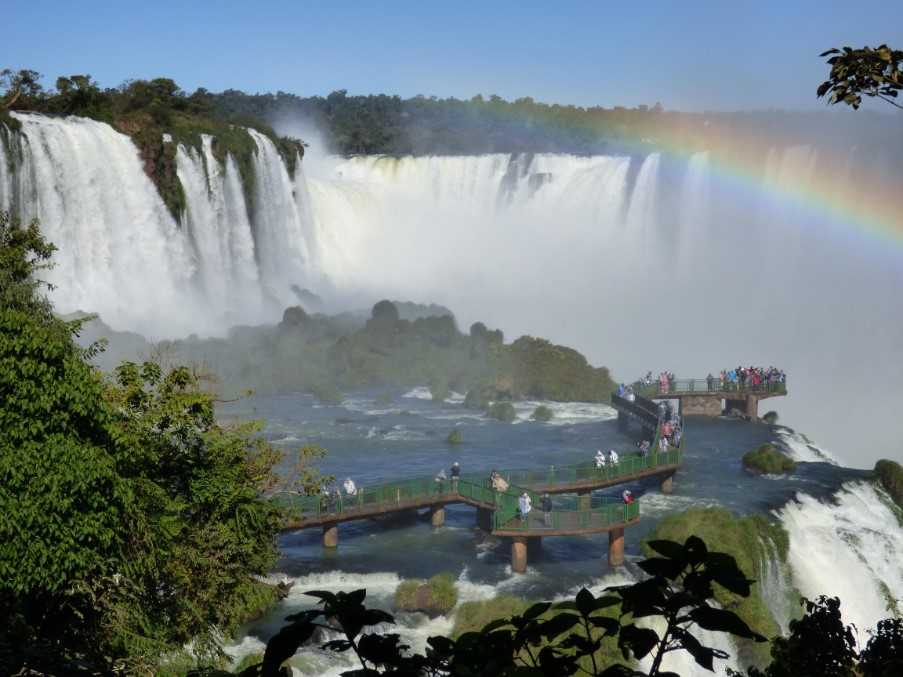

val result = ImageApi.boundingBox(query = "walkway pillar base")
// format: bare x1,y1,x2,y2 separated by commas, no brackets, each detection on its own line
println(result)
323,524,338,548
661,475,674,494
577,491,592,511
477,507,492,531
512,536,528,573
430,505,446,527
608,527,625,567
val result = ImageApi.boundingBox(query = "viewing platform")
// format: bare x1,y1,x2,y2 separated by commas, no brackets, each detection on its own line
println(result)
625,378,786,420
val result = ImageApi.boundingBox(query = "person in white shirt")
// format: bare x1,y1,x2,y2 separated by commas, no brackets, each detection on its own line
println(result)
518,492,532,520
595,450,607,468
343,478,357,496
609,449,619,465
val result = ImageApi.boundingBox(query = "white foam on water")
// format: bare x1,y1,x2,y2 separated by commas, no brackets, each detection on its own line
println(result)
778,481,903,634
774,427,838,465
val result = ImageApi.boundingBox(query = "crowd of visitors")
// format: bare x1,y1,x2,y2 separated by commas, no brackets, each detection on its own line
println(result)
708,366,786,392
593,449,620,468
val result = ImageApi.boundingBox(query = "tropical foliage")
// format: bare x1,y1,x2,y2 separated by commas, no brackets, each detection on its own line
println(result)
0,213,313,674
818,45,903,110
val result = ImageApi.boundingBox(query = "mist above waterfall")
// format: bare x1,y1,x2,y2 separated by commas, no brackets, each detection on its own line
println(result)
300,145,903,469
2,111,902,467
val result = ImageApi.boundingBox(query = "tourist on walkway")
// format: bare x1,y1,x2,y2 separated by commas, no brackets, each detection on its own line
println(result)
594,450,607,469
660,436,670,454
622,489,634,505
450,462,460,491
343,477,357,497
435,469,447,493
707,373,715,391
609,449,619,466
541,493,552,527
518,491,532,522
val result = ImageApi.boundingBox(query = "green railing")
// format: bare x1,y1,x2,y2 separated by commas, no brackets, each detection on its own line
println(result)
632,378,787,397
494,496,640,532
273,416,682,529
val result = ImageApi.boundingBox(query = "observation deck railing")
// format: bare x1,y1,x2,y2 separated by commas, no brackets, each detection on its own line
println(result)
631,378,787,397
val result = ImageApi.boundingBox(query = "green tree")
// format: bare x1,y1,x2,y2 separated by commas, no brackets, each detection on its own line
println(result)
0,213,127,671
818,45,903,110
0,214,311,673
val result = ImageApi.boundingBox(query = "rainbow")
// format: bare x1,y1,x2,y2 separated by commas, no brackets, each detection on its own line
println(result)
463,104,903,254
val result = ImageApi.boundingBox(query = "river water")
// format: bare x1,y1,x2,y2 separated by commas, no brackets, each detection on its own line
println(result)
219,388,895,676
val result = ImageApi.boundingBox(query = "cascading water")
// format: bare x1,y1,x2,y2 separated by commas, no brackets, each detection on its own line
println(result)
3,111,903,464
247,128,311,303
0,113,316,336
4,113,201,337
301,149,903,469
778,481,903,636
175,136,263,324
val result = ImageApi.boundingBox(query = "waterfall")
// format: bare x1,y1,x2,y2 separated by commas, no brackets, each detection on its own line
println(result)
1,113,315,337
0,127,10,214
778,481,903,635
7,112,203,337
5,112,903,465
756,535,795,635
247,128,310,305
175,136,263,324
302,148,903,468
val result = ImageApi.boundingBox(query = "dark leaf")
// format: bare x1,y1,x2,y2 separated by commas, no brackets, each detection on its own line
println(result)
638,556,685,580
576,588,596,616
618,624,659,660
321,639,353,652
589,615,621,635
261,621,316,677
684,535,708,564
647,539,686,561
482,617,513,633
539,612,581,640
524,601,552,620
690,606,767,641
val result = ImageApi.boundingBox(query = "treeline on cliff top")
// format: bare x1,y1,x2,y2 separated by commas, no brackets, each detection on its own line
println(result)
0,69,305,220
84,299,616,404
5,68,897,164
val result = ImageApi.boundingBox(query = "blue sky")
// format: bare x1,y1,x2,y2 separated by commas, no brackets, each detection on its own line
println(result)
6,1,902,111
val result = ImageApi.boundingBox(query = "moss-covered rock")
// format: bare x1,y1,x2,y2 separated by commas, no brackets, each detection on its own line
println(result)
446,429,463,445
762,410,779,424
430,377,450,402
531,405,553,422
487,401,517,423
875,459,903,508
394,573,458,617
643,507,791,668
451,595,530,638
742,444,796,475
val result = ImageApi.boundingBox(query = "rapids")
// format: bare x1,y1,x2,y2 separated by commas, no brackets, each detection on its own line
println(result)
217,390,901,676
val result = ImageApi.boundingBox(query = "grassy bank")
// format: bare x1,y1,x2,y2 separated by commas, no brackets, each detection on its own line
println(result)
643,507,792,667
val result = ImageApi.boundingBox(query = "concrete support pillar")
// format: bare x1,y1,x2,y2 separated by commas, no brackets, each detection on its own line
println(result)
323,524,338,548
746,395,759,421
577,491,592,511
512,536,528,573
608,527,625,567
661,475,674,494
430,505,445,527
477,507,492,531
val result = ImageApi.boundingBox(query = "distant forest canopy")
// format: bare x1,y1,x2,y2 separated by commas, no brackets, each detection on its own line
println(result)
3,68,900,160
209,88,903,156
